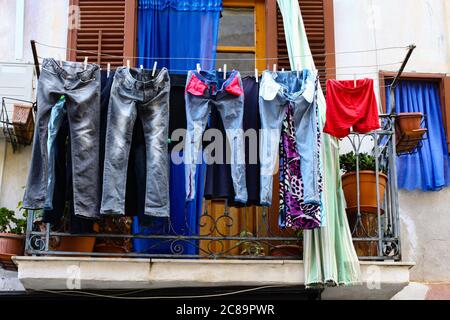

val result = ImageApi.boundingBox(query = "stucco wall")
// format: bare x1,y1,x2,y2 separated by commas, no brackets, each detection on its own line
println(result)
0,0,68,212
333,0,450,282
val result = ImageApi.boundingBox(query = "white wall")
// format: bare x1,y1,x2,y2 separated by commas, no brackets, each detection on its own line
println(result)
0,0,69,63
0,0,68,213
333,0,450,282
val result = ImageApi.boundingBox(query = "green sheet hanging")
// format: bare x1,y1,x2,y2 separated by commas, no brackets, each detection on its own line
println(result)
277,0,361,287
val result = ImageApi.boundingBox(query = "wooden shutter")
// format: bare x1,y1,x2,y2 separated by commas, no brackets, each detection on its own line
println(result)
442,76,450,153
277,0,335,88
67,0,137,67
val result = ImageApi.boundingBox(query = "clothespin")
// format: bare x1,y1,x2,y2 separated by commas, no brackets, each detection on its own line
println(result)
353,74,357,88
196,63,201,73
223,64,227,79
84,57,88,70
273,64,277,72
281,68,285,72
58,54,63,67
140,64,144,71
218,68,222,72
107,63,111,78
126,60,130,69
296,63,300,78
152,61,157,77
255,68,258,83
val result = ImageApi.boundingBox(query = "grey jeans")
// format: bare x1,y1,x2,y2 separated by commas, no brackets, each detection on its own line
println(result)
259,70,320,206
184,70,247,203
23,58,101,218
101,67,170,217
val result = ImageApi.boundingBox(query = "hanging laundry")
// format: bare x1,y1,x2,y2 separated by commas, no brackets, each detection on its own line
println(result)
324,78,380,138
259,70,321,211
101,67,171,218
279,105,322,230
132,74,205,255
204,76,261,207
23,58,101,219
184,70,247,204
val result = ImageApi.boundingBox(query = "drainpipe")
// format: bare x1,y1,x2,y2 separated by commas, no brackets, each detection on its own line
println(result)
15,0,25,61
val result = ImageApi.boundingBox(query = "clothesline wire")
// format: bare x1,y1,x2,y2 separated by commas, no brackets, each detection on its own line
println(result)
36,55,402,73
35,41,409,62
33,55,399,88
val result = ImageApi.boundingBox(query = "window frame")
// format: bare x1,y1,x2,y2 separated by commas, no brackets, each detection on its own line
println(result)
218,0,267,72
379,71,450,153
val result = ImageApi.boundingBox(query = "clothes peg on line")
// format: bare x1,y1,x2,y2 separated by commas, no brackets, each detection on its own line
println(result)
218,68,222,72
296,63,300,78
223,64,227,79
84,57,88,70
58,54,63,67
152,61,157,77
281,68,285,72
107,63,111,78
255,68,258,83
126,60,130,69
353,74,357,88
273,64,277,72
196,63,201,73
140,64,144,71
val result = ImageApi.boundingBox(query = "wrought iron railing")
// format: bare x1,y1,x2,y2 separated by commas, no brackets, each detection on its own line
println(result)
24,115,401,261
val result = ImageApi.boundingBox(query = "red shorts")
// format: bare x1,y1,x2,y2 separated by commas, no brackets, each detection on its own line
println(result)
323,78,380,138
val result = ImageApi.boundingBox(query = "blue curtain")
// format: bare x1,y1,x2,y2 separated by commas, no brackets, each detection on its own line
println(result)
386,80,450,191
133,0,221,254
137,0,222,72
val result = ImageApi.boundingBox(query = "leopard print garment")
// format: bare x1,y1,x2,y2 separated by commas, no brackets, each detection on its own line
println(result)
278,104,322,230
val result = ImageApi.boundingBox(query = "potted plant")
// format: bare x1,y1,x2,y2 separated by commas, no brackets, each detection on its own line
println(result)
94,216,132,254
395,113,427,154
0,207,27,258
50,202,96,253
269,230,303,258
340,152,388,209
238,231,265,256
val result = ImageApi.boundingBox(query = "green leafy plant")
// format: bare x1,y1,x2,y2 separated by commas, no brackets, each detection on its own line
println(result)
339,151,386,174
0,207,27,234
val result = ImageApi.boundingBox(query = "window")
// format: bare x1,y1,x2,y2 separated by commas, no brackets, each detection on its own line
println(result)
217,0,266,73
67,0,137,67
379,71,450,153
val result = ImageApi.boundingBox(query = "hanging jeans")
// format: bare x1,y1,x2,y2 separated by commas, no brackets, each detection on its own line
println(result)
43,96,67,210
184,70,247,203
259,70,320,206
101,67,170,217
23,58,101,219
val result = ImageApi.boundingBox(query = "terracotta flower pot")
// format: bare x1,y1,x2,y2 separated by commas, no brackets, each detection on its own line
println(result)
270,244,302,257
341,170,388,209
56,236,96,253
397,112,423,132
94,243,129,254
0,233,25,255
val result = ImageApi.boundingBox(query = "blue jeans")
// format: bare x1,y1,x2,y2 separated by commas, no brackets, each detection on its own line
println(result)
101,67,170,217
259,70,320,206
23,58,101,218
44,96,67,210
184,70,247,203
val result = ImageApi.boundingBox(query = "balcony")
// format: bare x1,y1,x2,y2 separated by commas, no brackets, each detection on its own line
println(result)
10,114,413,299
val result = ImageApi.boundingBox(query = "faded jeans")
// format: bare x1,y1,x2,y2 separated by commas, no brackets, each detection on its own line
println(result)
259,70,320,206
44,96,67,210
184,70,247,203
23,58,101,218
101,67,170,217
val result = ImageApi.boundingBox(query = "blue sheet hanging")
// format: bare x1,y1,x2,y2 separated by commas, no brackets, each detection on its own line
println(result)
386,80,450,191
133,0,221,254
137,0,222,72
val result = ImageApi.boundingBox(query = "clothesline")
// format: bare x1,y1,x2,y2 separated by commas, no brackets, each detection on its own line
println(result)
30,55,399,89
35,41,410,62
